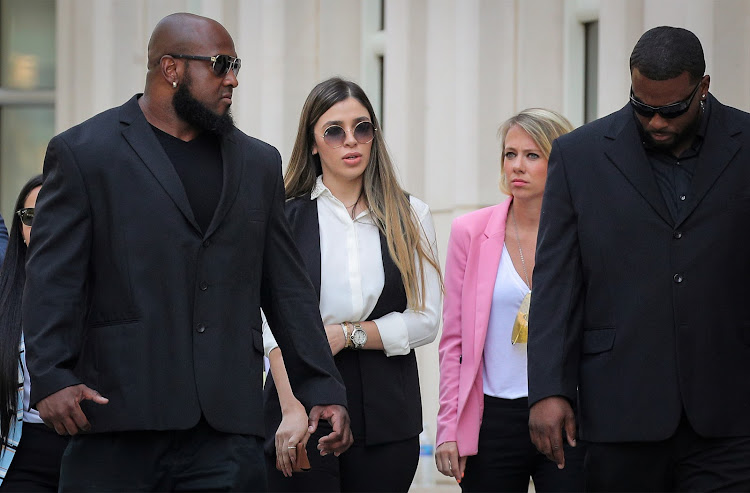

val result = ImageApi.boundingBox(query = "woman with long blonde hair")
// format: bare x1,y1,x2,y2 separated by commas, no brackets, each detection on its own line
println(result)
262,77,442,492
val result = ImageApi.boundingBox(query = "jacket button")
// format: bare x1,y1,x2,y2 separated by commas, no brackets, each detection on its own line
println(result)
673,231,682,239
197,324,206,333
673,274,683,283
202,239,211,248
199,281,208,291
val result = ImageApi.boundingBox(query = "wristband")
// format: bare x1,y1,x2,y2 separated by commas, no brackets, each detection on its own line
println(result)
341,322,351,348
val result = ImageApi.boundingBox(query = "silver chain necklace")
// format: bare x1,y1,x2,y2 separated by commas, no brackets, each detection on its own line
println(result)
511,205,531,289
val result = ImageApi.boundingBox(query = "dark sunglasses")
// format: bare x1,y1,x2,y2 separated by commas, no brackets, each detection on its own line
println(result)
16,207,34,227
629,81,702,119
169,54,241,77
320,121,376,149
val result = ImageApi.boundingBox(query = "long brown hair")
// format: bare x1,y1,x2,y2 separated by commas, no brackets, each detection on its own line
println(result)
285,77,441,309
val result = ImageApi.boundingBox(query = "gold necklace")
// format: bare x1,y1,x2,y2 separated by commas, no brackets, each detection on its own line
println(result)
510,205,531,344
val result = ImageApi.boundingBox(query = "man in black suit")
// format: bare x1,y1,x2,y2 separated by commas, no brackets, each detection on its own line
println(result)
22,12,351,491
527,26,750,491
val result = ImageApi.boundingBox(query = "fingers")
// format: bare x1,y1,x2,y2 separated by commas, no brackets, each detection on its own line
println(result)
275,435,295,477
81,388,109,405
315,406,353,456
564,413,578,448
458,455,467,481
307,406,322,435
551,439,566,470
435,448,458,479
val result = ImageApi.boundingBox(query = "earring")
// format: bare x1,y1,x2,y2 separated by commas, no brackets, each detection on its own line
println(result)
172,81,177,88
700,100,705,112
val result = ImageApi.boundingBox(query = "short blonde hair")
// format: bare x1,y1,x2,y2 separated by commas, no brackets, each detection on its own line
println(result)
497,108,574,195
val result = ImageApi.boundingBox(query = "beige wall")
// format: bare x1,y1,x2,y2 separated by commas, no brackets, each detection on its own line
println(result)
55,0,750,450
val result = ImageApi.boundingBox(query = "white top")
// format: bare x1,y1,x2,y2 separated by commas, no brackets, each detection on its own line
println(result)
263,176,441,357
482,244,530,399
20,336,43,424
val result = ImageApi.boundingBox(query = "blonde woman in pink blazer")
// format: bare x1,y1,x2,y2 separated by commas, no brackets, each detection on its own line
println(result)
435,109,583,492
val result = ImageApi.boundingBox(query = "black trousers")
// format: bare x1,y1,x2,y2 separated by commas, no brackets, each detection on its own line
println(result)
0,422,69,492
584,413,750,492
58,417,266,492
461,395,585,493
266,425,419,493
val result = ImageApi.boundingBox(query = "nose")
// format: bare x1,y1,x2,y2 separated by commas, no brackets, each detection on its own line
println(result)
648,113,669,130
224,69,238,88
343,127,358,147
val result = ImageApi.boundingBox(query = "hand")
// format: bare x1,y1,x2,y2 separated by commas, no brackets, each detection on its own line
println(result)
324,324,347,355
435,441,467,483
309,404,353,456
37,384,109,436
528,396,577,469
275,398,312,477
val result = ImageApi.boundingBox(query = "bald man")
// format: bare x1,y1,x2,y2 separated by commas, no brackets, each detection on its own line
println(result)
23,13,350,491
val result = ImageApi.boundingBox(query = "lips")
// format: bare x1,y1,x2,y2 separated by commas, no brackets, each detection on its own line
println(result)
343,152,362,165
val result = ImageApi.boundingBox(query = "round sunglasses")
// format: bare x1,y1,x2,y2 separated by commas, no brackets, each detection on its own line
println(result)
16,207,34,227
319,121,376,149
168,54,241,77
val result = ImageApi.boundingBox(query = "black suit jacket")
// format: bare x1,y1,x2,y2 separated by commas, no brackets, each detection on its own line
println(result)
529,94,750,442
264,195,422,449
22,95,346,435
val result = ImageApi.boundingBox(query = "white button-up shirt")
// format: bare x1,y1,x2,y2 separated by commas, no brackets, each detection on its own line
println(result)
263,177,441,357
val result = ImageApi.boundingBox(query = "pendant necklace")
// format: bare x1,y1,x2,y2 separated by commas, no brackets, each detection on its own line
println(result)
510,205,531,344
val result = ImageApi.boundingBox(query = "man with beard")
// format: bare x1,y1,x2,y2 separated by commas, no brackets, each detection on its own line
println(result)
22,12,351,491
527,26,750,491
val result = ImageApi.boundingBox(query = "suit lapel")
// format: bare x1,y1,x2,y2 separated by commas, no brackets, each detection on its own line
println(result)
205,133,243,238
604,106,673,226
473,201,510,364
119,96,201,234
676,97,741,226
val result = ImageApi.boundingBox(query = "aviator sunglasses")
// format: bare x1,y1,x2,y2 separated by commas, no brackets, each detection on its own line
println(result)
629,81,702,119
16,207,34,227
168,54,241,77
320,121,376,149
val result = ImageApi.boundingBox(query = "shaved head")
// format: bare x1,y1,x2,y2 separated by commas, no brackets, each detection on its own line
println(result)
139,12,238,139
146,13,233,71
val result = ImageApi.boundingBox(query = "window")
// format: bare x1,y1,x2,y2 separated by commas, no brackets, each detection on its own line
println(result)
0,0,55,220
361,0,385,125
584,20,599,123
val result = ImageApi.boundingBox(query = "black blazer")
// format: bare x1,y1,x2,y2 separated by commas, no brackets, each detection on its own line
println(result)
528,94,750,442
22,95,346,436
264,194,422,449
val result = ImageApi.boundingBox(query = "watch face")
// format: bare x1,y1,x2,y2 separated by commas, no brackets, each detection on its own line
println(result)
352,328,367,347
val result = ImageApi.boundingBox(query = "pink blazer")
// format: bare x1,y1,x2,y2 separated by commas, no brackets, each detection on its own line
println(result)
436,198,511,456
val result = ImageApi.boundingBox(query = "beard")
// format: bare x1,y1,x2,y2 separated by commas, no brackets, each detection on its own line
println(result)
641,109,702,153
172,75,234,136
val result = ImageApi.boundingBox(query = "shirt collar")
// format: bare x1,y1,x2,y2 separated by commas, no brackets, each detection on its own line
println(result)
311,175,331,200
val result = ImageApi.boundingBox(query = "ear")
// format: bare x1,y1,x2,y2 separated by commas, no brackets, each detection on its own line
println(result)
312,142,318,155
701,74,711,99
160,55,179,87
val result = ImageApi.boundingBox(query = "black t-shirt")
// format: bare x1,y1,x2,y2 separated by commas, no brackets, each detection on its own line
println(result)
151,125,223,233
